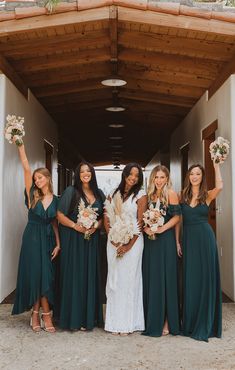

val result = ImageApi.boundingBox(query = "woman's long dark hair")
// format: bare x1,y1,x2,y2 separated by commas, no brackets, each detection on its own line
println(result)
69,161,102,213
113,163,143,200
181,164,208,204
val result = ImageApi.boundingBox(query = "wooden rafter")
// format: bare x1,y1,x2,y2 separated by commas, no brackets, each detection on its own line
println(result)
0,55,28,98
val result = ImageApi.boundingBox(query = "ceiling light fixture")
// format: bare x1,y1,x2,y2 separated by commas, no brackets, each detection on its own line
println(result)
101,78,127,87
109,136,123,140
108,124,125,128
106,106,125,112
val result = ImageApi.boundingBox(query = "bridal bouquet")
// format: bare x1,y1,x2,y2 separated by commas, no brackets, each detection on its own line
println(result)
77,199,99,240
105,191,140,257
4,115,25,146
209,136,230,164
143,199,166,240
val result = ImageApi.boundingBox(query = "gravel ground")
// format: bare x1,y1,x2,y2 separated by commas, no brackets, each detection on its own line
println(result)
0,303,235,370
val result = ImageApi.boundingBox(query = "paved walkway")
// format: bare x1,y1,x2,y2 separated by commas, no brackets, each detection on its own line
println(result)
0,304,235,370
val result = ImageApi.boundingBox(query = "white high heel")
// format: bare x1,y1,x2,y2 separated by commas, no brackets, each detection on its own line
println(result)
41,311,56,333
30,310,41,333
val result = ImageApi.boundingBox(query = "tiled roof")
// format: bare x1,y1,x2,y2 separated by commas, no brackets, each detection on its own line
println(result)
0,0,235,23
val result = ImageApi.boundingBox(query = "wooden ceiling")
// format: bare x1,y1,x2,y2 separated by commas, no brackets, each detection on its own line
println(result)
1,4,235,167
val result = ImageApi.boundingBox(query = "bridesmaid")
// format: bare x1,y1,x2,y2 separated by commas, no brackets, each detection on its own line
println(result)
57,161,105,330
177,162,222,342
142,165,181,337
12,141,60,333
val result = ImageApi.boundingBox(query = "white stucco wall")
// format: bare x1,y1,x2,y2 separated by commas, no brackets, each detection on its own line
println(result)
0,74,58,302
169,76,234,300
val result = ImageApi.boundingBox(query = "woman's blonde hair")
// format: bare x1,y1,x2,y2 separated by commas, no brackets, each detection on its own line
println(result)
31,168,53,208
147,165,172,206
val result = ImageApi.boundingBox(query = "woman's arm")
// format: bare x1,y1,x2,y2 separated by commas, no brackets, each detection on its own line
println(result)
57,211,86,234
51,219,61,260
207,161,223,204
175,217,183,257
15,143,32,202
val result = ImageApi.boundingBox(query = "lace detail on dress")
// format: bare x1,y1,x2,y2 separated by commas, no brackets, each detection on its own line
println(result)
105,189,145,333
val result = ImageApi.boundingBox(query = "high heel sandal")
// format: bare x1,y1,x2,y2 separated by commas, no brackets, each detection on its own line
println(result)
30,310,41,333
41,312,56,333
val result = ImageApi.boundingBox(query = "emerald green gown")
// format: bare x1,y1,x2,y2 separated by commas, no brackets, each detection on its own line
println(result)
58,186,104,330
12,189,58,315
142,203,181,337
181,203,222,342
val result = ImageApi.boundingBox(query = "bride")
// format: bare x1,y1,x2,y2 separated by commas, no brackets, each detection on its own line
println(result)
104,163,147,335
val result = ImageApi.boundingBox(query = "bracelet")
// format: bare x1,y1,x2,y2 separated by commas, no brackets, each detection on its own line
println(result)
22,158,27,163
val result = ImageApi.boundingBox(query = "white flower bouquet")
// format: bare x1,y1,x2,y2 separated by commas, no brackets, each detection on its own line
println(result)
4,115,25,146
143,199,166,240
77,199,99,240
105,191,140,257
209,136,230,164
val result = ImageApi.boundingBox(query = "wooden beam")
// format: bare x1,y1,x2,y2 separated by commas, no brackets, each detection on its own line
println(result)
12,48,110,73
118,64,213,89
118,30,235,62
109,5,118,69
33,78,108,97
1,32,110,58
0,8,110,37
119,89,196,107
0,56,28,98
118,7,235,37
208,53,235,99
119,49,220,78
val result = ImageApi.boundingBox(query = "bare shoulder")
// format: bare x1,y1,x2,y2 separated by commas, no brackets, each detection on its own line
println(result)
168,189,179,204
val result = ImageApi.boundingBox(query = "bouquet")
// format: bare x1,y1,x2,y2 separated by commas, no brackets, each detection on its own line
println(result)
105,191,140,257
209,136,230,164
77,199,99,240
143,199,166,240
4,115,25,146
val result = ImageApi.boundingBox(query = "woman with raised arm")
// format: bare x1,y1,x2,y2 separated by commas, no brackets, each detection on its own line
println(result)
142,165,181,337
57,162,105,331
12,142,60,333
177,162,223,342
104,163,147,335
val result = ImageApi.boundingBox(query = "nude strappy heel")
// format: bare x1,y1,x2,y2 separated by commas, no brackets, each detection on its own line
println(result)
41,311,56,333
30,310,41,333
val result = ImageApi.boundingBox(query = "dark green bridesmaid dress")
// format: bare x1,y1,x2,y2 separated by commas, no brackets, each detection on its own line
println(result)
142,203,181,337
12,188,58,315
58,186,104,330
181,203,222,342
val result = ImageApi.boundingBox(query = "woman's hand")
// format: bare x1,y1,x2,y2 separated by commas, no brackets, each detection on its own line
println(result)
51,245,61,260
176,242,183,258
144,227,155,237
111,241,120,248
73,224,86,234
117,242,132,257
155,225,166,234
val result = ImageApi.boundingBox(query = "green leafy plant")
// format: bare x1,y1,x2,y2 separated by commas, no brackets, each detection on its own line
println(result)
44,0,61,13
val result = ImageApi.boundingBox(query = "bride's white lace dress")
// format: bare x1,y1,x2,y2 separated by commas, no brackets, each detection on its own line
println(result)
105,190,145,333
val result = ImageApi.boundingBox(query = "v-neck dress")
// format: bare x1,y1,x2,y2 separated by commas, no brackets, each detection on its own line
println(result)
12,188,58,315
57,186,104,330
181,203,222,342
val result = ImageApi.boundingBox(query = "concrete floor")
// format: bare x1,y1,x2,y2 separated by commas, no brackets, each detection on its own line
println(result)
0,304,235,370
